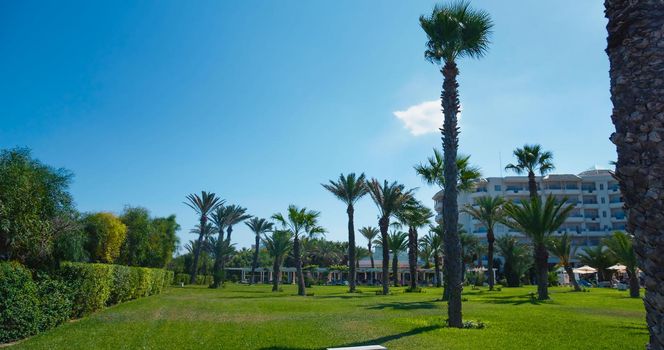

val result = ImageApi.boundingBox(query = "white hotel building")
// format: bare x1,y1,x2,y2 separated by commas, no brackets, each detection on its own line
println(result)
434,168,625,249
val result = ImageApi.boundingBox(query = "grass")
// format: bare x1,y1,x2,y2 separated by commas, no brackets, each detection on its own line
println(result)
10,284,647,349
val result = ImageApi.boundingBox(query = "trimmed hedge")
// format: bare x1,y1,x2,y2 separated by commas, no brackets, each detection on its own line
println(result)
0,262,171,344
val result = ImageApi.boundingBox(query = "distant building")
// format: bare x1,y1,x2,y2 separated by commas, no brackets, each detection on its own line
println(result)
433,167,624,250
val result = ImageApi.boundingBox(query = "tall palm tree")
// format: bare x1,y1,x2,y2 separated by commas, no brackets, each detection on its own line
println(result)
462,196,505,290
502,195,574,300
421,226,443,287
604,231,639,298
386,231,408,287
367,179,414,295
547,233,580,292
245,218,274,284
218,205,252,286
359,226,380,284
263,230,292,292
273,205,323,296
606,2,664,346
396,200,433,290
420,2,492,326
496,234,532,287
322,173,369,293
415,150,482,192
504,144,554,199
209,206,228,288
184,191,223,284
577,245,616,282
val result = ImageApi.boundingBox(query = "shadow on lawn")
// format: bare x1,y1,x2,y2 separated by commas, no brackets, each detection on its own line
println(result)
476,293,544,306
366,301,439,310
257,324,443,350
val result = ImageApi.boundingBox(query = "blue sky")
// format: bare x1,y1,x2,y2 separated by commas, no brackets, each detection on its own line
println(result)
0,1,613,251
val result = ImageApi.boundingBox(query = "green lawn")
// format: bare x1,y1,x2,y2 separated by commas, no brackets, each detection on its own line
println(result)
10,284,647,349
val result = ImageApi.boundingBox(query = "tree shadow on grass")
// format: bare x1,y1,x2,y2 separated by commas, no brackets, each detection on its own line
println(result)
476,293,543,306
366,301,439,310
257,324,443,350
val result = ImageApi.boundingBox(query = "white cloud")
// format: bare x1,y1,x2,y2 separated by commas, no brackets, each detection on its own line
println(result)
392,100,443,136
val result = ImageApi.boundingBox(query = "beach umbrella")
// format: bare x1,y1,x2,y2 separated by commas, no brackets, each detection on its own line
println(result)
608,264,627,272
573,265,597,274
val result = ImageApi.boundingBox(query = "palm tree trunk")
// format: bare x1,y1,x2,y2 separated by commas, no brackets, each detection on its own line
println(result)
347,205,357,293
487,229,495,290
441,60,463,328
442,254,450,300
527,171,538,199
251,234,260,284
434,253,442,288
293,236,306,296
564,266,581,292
379,216,390,295
535,243,549,300
606,1,664,347
369,243,375,284
408,227,418,290
392,253,399,287
211,239,223,288
190,216,206,284
272,257,281,292
627,268,640,299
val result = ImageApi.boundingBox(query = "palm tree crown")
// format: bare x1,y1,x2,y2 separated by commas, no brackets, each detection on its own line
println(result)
502,196,574,246
322,173,369,206
505,144,555,176
272,205,320,239
420,1,493,63
367,179,414,218
414,150,482,192
246,218,274,237
462,196,504,233
184,191,223,217
360,226,380,245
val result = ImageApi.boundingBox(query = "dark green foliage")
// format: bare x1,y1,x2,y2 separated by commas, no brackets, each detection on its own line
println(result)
52,227,88,263
0,262,40,343
59,262,114,317
34,273,72,332
108,265,135,305
118,208,180,268
173,273,212,286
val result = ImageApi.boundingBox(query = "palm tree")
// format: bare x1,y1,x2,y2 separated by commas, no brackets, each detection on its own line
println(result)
209,206,228,288
219,205,252,286
547,233,580,291
606,2,663,346
496,234,532,287
420,1,492,326
396,200,433,290
245,218,274,284
415,150,482,192
386,231,408,287
273,205,323,296
421,226,443,287
263,230,292,292
577,245,616,283
359,226,379,284
504,144,554,199
502,195,574,300
604,231,639,298
184,191,223,284
367,179,414,295
462,196,505,290
322,173,369,293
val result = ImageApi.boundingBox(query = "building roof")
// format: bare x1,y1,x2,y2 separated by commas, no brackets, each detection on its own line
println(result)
578,166,613,176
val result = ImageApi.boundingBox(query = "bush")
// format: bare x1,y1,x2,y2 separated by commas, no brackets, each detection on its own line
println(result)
108,265,134,305
59,262,113,317
134,267,152,298
34,273,72,331
163,270,174,287
0,262,40,343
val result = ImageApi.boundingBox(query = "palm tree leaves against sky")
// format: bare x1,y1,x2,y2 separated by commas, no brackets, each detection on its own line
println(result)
322,173,369,293
603,231,639,298
547,232,580,291
245,218,274,284
462,195,505,290
387,230,408,287
183,191,223,284
414,149,482,192
502,195,574,300
263,230,292,292
504,144,554,199
367,179,414,295
419,2,492,324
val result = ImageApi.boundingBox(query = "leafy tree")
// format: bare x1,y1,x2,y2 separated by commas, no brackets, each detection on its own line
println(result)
496,234,532,287
395,200,433,290
502,196,574,299
118,207,151,266
420,226,443,287
322,173,369,293
245,218,274,284
0,148,76,266
52,224,87,263
462,196,505,289
547,233,580,291
263,230,292,292
83,212,127,264
577,245,616,282
367,179,414,295
273,205,324,296
420,0,492,327
606,2,664,345
148,215,180,267
359,226,379,283
184,191,223,284
603,231,639,298
504,144,554,199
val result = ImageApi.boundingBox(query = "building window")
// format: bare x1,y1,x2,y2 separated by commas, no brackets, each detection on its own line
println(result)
602,211,607,217
494,185,501,191
600,183,604,190
601,197,606,204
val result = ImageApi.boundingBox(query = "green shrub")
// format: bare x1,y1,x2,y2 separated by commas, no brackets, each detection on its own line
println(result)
108,265,134,305
0,262,40,343
134,267,152,298
34,273,72,331
163,271,174,287
149,270,165,295
59,262,113,317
